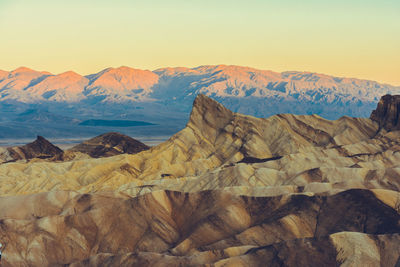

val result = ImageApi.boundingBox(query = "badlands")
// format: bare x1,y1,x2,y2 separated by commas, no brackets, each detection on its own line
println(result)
0,94,399,266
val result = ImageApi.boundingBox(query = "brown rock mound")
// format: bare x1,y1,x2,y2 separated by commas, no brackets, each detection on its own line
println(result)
69,132,149,158
4,136,63,162
370,94,400,131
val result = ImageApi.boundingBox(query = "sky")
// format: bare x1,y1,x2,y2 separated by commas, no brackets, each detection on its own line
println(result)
0,0,399,85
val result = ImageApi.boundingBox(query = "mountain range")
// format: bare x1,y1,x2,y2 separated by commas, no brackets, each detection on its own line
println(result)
1,65,399,140
1,65,399,114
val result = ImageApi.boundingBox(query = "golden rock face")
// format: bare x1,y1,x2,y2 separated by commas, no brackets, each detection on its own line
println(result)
0,94,400,266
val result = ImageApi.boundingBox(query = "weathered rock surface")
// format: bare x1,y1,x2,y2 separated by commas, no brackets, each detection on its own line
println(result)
0,94,399,266
68,132,150,158
370,94,400,131
0,94,387,195
0,136,63,163
0,189,399,266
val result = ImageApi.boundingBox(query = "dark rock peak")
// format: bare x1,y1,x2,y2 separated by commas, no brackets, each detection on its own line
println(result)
370,94,400,131
90,132,148,149
70,132,150,158
20,136,63,159
35,135,49,143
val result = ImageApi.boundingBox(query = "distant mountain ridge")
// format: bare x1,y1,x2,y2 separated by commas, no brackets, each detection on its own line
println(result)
1,65,400,120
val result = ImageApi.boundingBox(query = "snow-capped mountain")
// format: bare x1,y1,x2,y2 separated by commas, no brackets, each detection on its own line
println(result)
0,65,399,119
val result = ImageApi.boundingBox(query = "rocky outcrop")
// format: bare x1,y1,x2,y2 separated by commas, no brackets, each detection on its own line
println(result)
0,136,63,163
0,94,383,195
370,94,400,131
0,94,399,265
0,133,150,163
68,132,149,158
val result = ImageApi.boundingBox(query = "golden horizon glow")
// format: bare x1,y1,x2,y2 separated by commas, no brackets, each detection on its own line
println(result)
0,0,399,86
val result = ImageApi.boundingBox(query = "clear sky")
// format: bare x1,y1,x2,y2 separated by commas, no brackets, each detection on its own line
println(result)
0,0,399,85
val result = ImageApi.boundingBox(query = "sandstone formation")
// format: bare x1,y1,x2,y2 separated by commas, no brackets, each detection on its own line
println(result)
0,94,399,266
68,132,150,158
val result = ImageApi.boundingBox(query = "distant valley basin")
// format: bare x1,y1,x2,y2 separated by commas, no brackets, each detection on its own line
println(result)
79,119,156,127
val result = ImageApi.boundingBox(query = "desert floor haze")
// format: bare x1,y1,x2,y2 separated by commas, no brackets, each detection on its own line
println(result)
0,94,399,266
